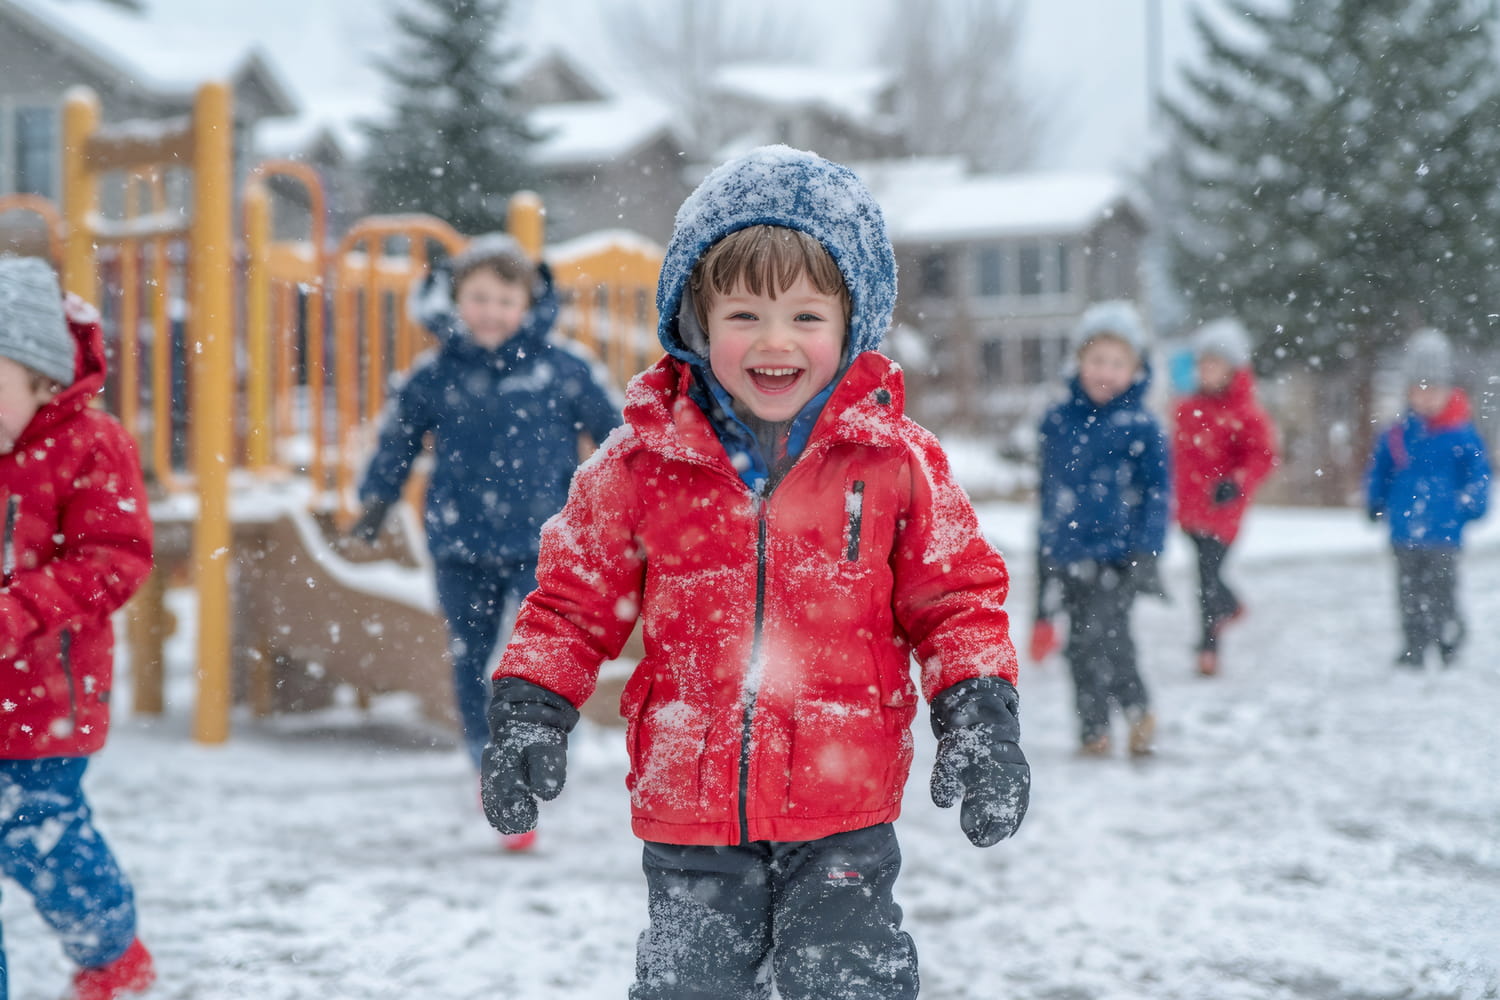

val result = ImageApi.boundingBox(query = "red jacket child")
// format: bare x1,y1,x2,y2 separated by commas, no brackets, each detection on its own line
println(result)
1173,365,1278,544
496,352,1017,846
2,295,154,758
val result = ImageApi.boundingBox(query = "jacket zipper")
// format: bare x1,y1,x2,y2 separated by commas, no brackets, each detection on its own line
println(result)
846,480,865,561
2,493,17,585
60,627,79,730
737,510,769,845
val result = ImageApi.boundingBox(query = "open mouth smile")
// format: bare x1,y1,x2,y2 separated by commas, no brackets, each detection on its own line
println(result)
748,366,803,392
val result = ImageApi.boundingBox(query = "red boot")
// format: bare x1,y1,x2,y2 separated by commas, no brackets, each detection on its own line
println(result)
71,938,155,1000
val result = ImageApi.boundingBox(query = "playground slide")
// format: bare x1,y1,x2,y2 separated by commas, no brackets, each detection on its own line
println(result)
229,504,631,729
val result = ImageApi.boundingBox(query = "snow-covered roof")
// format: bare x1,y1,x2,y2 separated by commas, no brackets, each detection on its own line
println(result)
4,0,299,113
711,63,893,124
863,165,1144,243
530,95,679,168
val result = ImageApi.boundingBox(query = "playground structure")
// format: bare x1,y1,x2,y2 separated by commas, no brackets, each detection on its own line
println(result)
29,82,664,742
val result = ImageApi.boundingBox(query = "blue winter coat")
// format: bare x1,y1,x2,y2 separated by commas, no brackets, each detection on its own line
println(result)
358,265,622,564
1365,389,1490,548
1037,372,1170,567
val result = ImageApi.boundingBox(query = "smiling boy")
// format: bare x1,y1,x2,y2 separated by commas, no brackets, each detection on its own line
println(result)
476,146,1030,999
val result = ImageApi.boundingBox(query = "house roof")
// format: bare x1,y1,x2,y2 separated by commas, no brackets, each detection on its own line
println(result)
710,63,894,124
860,161,1146,242
530,94,681,169
4,0,299,116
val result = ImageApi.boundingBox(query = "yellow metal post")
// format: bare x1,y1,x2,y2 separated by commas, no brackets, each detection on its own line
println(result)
189,80,235,744
244,183,272,469
60,88,99,303
508,190,545,260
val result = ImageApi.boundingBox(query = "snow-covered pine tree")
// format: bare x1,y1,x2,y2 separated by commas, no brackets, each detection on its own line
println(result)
360,0,536,234
1162,0,1500,370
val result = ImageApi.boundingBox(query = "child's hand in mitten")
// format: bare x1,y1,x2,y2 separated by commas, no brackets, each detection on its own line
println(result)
929,677,1030,847
1027,619,1060,663
480,678,579,835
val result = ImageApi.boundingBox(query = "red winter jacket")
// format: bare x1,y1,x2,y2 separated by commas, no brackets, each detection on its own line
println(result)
496,353,1017,846
1,298,153,758
1172,368,1278,543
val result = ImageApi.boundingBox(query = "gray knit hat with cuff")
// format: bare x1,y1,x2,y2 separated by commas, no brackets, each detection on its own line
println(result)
1071,299,1148,356
1193,317,1252,368
1403,328,1454,388
0,256,75,386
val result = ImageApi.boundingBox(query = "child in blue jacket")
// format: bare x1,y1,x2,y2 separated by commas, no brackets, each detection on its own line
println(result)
354,235,621,800
1365,329,1490,668
1033,301,1169,757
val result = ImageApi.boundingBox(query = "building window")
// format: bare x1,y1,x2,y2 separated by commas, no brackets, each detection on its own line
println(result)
980,338,1006,382
976,245,1005,297
1020,334,1046,383
919,251,950,297
1056,243,1072,295
1018,241,1044,296
15,107,58,198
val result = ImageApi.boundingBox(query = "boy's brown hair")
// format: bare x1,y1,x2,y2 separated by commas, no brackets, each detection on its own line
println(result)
690,225,850,330
451,245,537,304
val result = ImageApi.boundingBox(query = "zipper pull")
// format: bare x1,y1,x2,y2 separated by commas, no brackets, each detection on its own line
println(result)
2,494,18,583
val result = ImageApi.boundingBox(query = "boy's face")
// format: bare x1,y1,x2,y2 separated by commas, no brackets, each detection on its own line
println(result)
455,269,530,349
0,356,56,454
1077,335,1140,405
1409,383,1450,419
1196,354,1234,395
706,273,847,422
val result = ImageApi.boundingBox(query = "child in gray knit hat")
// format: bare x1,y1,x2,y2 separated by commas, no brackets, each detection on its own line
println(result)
1365,328,1491,668
1,256,158,999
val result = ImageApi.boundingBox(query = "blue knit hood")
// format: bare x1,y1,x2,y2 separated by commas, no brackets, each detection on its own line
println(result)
656,145,897,365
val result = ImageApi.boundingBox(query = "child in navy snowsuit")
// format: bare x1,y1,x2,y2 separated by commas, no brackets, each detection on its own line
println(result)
0,258,156,1000
1365,329,1490,668
1033,301,1169,757
478,147,1029,999
354,236,621,777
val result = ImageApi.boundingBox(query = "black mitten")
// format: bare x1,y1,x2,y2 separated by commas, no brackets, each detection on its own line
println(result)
1212,479,1241,504
930,677,1030,847
480,677,580,835
349,500,390,544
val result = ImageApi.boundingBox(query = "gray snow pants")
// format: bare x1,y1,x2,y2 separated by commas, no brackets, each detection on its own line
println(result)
630,823,918,1000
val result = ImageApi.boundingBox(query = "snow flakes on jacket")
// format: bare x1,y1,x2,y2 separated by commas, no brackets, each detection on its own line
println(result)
358,263,622,564
1038,370,1170,568
2,299,153,758
1365,388,1490,548
496,352,1016,846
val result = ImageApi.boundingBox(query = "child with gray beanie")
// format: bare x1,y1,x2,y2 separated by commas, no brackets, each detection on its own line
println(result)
1170,317,1279,677
1365,328,1490,668
1,256,157,1000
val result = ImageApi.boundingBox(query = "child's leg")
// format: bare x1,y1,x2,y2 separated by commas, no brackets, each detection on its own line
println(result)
1061,570,1121,745
1392,547,1430,660
433,561,509,767
1426,548,1465,660
769,824,918,1000
631,841,773,1000
0,759,137,971
1191,534,1239,649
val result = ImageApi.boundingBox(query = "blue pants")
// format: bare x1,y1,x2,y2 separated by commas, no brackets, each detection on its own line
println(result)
1,758,137,1000
631,824,918,1000
433,558,537,768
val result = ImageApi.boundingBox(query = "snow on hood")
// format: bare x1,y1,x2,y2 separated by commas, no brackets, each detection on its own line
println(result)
655,144,897,366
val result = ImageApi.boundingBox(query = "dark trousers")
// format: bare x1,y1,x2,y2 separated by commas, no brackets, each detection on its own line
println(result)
630,824,918,1000
1060,562,1149,745
1189,533,1241,651
432,557,537,768
1393,546,1463,662
1,758,137,999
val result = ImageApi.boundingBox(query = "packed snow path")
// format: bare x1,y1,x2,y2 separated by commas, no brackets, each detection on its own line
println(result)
5,507,1497,999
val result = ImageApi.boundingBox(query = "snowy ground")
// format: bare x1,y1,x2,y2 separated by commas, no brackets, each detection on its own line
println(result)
6,501,1499,1000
